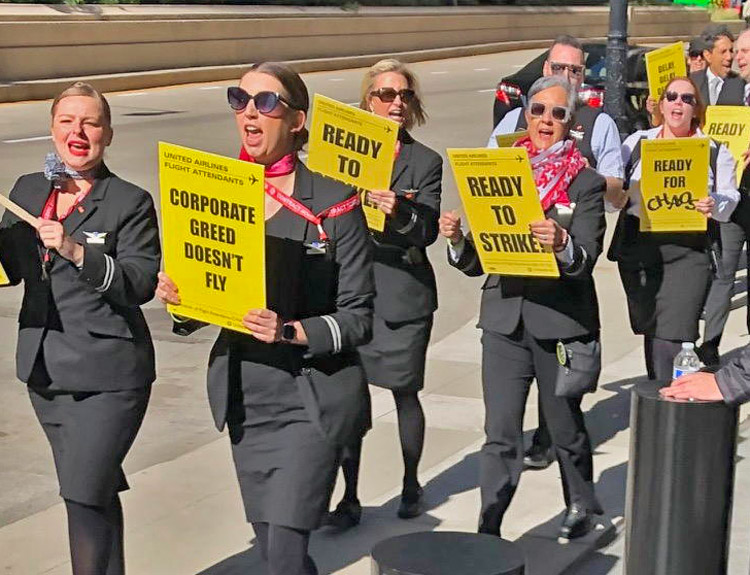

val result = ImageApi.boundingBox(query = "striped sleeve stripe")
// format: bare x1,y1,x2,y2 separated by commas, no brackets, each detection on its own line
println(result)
95,254,115,293
321,314,342,354
394,210,418,235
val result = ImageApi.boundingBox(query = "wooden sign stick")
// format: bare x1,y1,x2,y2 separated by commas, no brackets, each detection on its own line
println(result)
0,194,39,228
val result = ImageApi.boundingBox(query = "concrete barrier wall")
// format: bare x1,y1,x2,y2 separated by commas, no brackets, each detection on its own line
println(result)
0,4,714,102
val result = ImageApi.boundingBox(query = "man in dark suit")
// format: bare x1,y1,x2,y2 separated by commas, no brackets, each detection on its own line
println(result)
690,25,743,106
699,28,750,367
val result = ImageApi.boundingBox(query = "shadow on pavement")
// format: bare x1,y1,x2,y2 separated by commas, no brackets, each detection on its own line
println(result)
198,373,637,575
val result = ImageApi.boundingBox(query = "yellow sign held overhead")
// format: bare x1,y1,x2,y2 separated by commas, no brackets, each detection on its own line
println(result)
495,131,528,148
639,137,710,232
307,94,399,232
645,42,687,100
159,142,266,334
704,105,750,181
448,148,559,278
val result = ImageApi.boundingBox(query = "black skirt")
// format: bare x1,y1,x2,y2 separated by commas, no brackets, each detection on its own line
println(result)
358,314,433,392
227,360,339,530
617,243,711,342
28,385,150,507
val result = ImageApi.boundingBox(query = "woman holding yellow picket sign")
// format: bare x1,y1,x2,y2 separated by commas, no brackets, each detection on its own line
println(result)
157,62,374,575
325,59,442,529
609,76,739,381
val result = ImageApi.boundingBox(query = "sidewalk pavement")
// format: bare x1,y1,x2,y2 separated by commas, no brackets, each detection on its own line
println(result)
2,300,749,575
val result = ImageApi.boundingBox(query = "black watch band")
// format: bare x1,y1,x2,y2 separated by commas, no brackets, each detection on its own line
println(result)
281,322,296,341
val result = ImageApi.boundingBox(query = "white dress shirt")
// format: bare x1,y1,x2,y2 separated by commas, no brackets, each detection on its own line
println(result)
621,127,740,222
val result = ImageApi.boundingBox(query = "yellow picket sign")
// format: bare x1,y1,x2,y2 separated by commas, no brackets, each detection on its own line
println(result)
645,42,687,100
0,260,9,286
495,131,528,148
448,148,559,278
639,137,709,232
357,188,387,232
704,105,750,181
307,94,399,232
159,142,266,334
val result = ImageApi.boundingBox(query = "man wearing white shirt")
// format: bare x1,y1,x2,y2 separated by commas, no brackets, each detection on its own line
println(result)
690,25,742,106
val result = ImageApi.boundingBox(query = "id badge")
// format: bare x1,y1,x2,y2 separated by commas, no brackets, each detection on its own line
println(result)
305,240,328,256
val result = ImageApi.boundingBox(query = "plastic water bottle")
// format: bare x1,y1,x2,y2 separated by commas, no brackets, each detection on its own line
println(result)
672,342,701,380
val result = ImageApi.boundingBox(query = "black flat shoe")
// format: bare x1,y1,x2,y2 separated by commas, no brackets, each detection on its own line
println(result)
324,499,361,530
558,503,595,542
523,446,555,470
397,487,423,519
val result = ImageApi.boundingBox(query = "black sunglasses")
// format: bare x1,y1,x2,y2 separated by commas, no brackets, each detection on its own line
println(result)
664,91,697,106
549,62,585,77
528,102,571,123
227,87,301,113
370,88,416,104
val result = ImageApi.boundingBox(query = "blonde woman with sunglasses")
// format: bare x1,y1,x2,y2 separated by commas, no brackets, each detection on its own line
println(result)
608,76,740,380
325,59,442,529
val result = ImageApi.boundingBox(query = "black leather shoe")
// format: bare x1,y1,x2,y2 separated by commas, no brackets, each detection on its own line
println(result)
523,446,555,470
324,499,361,530
558,503,594,541
397,487,423,519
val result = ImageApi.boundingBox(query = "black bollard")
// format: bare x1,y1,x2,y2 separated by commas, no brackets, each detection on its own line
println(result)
371,531,525,575
625,380,739,575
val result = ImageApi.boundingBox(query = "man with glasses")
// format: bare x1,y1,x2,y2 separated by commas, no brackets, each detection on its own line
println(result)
699,28,750,368
487,34,624,470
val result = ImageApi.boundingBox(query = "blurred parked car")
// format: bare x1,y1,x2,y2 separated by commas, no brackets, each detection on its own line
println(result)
492,42,653,133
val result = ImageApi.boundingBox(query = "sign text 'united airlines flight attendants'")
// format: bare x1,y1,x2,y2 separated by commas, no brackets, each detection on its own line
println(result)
159,142,265,334
307,94,399,232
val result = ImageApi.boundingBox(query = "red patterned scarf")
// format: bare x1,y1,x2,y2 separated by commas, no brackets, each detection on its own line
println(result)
238,148,297,176
513,136,587,212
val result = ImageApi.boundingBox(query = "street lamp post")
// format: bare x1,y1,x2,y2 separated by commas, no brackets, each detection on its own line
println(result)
605,0,629,136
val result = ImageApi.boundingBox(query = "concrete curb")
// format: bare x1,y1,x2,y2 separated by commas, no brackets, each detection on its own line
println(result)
0,33,704,103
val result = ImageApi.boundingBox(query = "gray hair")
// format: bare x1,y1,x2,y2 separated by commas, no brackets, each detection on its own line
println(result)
527,76,577,114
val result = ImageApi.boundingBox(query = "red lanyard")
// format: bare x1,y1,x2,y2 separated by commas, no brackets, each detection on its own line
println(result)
239,151,361,242
263,182,360,242
40,186,89,222
39,186,89,268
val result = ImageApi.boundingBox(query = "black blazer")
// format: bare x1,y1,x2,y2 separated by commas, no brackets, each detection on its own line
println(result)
691,69,746,106
0,168,160,391
178,163,375,447
450,168,606,340
370,132,442,322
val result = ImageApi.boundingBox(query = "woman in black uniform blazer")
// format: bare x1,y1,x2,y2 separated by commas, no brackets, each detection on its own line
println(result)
440,76,605,541
156,63,374,575
327,59,442,528
0,82,160,575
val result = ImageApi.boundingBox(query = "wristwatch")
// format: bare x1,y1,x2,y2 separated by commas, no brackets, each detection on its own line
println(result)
281,322,296,342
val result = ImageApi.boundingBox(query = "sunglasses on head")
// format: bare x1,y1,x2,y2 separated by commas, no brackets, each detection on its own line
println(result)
664,91,697,106
549,62,585,77
528,102,571,123
227,87,301,114
370,87,416,104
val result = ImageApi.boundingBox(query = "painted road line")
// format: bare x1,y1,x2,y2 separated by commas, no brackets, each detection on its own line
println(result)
3,135,52,144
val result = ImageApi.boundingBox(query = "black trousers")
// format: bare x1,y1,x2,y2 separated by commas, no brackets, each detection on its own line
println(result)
478,326,602,535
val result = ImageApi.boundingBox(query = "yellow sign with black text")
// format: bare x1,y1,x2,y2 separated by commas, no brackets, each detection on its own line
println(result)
448,148,559,278
357,189,386,232
645,42,687,100
704,105,750,181
495,131,528,148
639,137,709,232
0,260,9,286
159,142,266,334
307,94,398,232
